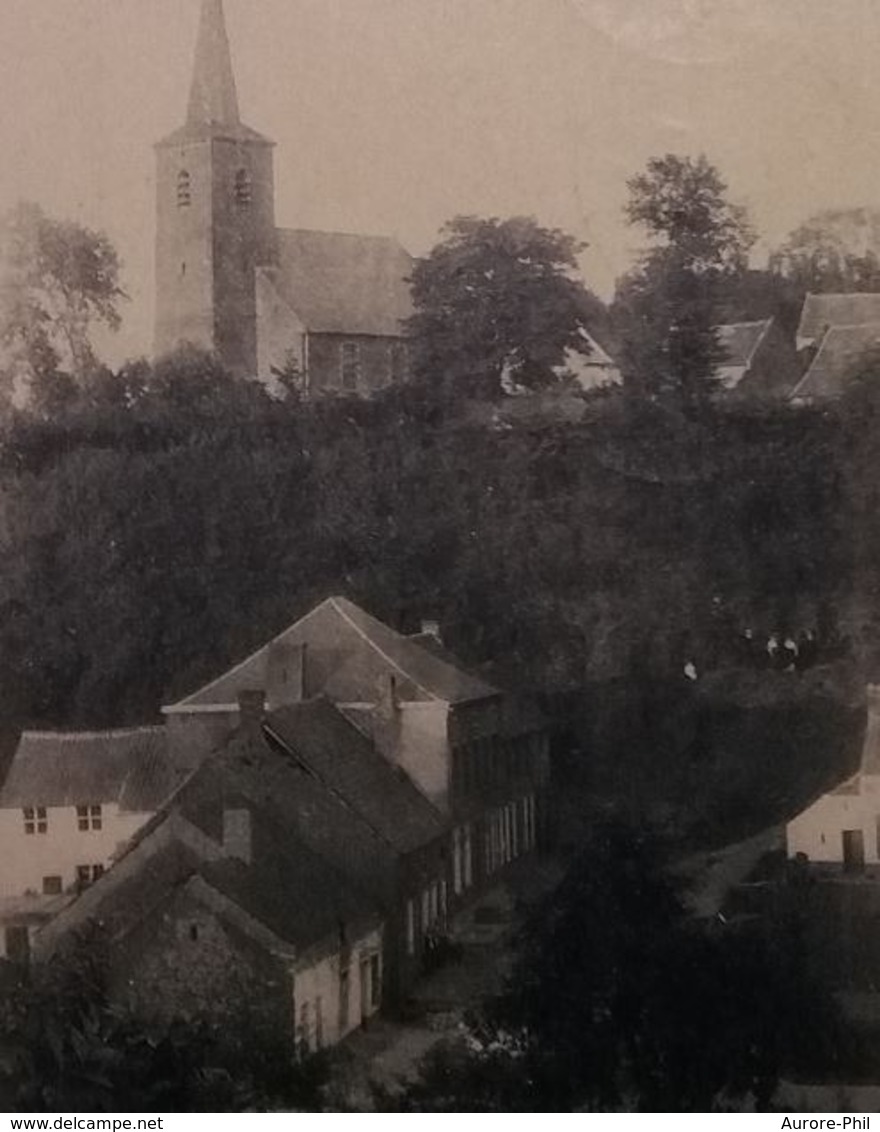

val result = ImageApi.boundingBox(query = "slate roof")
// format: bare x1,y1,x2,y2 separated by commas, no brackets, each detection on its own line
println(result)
790,323,880,401
167,595,498,710
173,725,401,902
715,320,772,389
796,293,880,349
269,229,413,337
267,699,447,854
0,728,180,812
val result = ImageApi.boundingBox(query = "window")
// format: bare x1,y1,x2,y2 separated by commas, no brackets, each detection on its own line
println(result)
340,342,360,391
177,169,191,208
452,828,463,896
405,899,415,956
76,864,104,889
388,341,409,383
42,876,62,896
189,924,199,942
463,823,473,889
4,926,29,965
23,807,47,835
421,888,431,931
298,1001,311,1049
339,967,350,1032
234,168,252,206
77,804,102,832
369,954,382,1009
315,996,324,1049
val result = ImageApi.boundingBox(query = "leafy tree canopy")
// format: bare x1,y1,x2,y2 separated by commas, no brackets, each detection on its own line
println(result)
406,215,602,400
0,203,125,406
614,155,755,413
770,208,880,294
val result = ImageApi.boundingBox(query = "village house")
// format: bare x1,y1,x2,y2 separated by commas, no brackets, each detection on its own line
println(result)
36,763,385,1051
714,318,801,399
789,292,880,402
17,595,548,1038
786,684,880,870
161,596,548,901
0,726,186,901
154,0,413,394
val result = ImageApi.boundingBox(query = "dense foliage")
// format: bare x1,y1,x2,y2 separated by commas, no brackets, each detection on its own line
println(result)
0,933,328,1112
378,827,845,1112
406,215,604,398
614,155,755,412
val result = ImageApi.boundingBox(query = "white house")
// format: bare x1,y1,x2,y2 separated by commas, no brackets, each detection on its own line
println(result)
786,685,880,868
0,727,184,898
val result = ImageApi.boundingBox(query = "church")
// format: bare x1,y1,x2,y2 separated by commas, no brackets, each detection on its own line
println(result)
154,0,414,394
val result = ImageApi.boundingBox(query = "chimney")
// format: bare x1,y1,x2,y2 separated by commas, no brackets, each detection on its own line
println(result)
223,808,252,864
421,620,442,643
237,689,266,727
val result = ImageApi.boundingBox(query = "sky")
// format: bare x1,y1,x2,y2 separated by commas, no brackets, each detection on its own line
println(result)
1,0,880,365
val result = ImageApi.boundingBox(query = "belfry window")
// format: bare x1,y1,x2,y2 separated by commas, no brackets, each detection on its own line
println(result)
234,168,252,207
177,170,192,208
340,342,360,391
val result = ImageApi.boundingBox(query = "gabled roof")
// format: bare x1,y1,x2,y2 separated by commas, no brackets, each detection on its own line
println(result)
790,323,880,401
715,320,772,389
173,725,401,902
267,699,447,854
42,810,377,959
265,229,413,337
0,728,180,812
165,595,498,711
796,293,880,349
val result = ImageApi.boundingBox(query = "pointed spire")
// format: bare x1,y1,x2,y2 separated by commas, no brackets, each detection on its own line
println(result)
187,0,240,127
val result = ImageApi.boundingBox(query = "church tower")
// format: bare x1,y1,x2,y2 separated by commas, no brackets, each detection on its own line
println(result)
154,0,276,377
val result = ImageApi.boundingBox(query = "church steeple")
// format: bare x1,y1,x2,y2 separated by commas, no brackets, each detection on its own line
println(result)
187,0,241,128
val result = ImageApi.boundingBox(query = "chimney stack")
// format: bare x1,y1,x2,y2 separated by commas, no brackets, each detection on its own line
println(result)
222,808,252,864
421,620,442,643
237,689,266,731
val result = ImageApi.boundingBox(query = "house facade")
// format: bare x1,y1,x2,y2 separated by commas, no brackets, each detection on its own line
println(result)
154,0,412,394
786,685,880,869
0,727,184,898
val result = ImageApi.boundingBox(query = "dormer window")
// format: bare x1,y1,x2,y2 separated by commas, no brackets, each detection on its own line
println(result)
177,170,192,208
234,168,252,207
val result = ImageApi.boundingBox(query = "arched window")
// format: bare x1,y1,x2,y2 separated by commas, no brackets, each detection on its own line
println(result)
234,168,252,206
177,170,191,208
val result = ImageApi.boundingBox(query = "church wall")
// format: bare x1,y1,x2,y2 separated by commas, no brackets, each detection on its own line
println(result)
154,141,217,359
307,333,409,397
211,138,277,378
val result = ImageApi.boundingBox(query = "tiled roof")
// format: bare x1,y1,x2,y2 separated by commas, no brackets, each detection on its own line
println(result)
0,728,180,812
715,320,772,388
267,229,413,337
267,699,447,854
174,726,401,902
167,596,498,710
796,293,880,348
790,323,880,401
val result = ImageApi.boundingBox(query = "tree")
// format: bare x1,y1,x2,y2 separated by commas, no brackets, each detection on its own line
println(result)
614,155,754,413
406,215,601,400
0,202,125,405
770,208,880,294
385,826,844,1113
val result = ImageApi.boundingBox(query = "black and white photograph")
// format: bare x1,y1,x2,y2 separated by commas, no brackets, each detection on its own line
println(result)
0,0,878,1115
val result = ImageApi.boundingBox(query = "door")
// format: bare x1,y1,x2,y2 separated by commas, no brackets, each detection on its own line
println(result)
338,967,350,1037
843,829,865,872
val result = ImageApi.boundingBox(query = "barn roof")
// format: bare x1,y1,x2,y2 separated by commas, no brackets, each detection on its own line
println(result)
166,595,498,710
790,323,880,401
715,320,772,388
796,293,880,349
267,229,413,337
0,728,179,812
267,699,446,854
